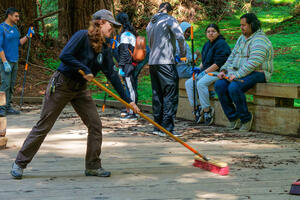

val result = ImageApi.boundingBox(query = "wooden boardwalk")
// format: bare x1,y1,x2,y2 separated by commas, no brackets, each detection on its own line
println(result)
0,105,299,200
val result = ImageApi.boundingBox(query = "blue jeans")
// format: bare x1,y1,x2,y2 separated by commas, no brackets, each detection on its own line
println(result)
214,72,266,123
185,72,218,109
176,64,192,78
0,61,18,110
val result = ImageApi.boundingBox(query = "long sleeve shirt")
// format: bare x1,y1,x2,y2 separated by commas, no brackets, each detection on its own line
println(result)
0,22,20,62
118,31,135,76
220,30,274,82
201,35,231,72
146,12,186,65
57,30,132,103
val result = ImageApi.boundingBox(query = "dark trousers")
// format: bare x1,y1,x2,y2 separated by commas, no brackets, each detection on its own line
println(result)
124,45,150,104
122,70,137,114
0,62,18,109
150,64,179,132
16,71,103,169
214,72,266,123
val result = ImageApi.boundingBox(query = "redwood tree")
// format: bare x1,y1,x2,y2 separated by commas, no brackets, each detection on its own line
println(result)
58,0,111,42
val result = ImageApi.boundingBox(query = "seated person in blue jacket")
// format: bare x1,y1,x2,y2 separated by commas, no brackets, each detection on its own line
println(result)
175,22,200,78
10,9,140,179
185,24,231,125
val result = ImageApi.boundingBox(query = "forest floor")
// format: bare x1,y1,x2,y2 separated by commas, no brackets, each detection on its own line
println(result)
0,105,300,199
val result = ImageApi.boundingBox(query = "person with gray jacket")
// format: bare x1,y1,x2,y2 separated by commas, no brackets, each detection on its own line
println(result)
146,2,186,137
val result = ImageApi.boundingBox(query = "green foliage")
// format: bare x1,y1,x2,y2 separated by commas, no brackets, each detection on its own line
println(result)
43,57,60,73
37,0,59,38
270,0,296,4
137,75,152,105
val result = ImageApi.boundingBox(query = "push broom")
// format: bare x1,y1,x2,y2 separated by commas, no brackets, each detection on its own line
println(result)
79,70,229,175
207,72,244,83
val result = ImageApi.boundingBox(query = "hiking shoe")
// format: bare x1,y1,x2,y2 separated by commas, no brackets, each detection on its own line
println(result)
85,168,111,177
171,131,183,137
0,109,6,117
204,107,215,126
120,108,127,117
6,107,20,115
158,131,167,137
120,113,138,120
10,162,23,179
239,113,254,132
194,105,203,124
227,119,241,130
151,127,161,135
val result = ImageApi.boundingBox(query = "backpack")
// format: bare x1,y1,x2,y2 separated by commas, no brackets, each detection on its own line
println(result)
128,36,146,62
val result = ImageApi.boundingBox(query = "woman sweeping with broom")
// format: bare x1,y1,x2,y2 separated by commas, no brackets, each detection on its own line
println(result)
10,9,140,179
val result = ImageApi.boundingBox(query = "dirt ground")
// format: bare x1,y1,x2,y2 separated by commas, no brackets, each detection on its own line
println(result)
0,105,300,200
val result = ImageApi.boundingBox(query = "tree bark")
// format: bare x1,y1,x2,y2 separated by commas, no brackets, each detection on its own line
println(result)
36,0,47,39
58,0,111,43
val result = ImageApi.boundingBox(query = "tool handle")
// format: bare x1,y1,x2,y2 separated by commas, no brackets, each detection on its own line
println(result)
207,73,244,83
29,27,33,38
180,57,187,62
102,82,109,112
78,70,208,160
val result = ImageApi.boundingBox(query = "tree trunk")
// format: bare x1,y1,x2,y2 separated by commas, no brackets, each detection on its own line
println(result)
36,0,47,40
58,0,111,43
0,0,37,35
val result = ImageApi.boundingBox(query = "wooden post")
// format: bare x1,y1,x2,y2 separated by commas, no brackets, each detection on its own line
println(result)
0,91,7,149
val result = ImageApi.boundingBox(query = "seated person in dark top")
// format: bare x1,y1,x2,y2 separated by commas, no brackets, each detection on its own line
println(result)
185,24,231,125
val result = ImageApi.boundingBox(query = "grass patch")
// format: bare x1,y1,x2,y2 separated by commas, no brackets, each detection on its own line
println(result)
270,0,296,5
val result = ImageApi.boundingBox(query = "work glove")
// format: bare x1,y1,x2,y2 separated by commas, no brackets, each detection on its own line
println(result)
119,68,125,77
191,68,207,77
3,61,12,73
191,67,201,75
175,56,187,64
175,56,181,63
26,27,35,38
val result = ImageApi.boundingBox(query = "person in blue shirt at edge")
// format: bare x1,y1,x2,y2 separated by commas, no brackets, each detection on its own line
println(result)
175,21,201,78
0,7,35,116
10,9,140,179
111,12,150,120
185,24,231,125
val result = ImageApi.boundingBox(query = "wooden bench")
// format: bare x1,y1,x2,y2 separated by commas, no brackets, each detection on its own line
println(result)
177,79,300,136
0,91,7,149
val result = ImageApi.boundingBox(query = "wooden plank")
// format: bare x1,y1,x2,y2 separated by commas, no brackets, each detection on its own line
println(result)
0,106,299,200
0,117,6,137
248,83,300,99
180,79,300,99
0,137,7,150
213,101,300,135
